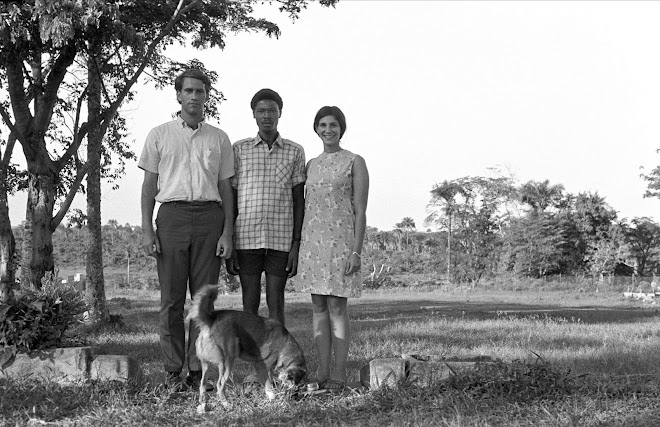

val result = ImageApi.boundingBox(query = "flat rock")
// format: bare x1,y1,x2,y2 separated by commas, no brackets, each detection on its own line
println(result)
364,354,500,389
1,347,91,384
90,355,144,384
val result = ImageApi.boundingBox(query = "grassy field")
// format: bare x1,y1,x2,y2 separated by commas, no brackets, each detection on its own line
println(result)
2,283,660,426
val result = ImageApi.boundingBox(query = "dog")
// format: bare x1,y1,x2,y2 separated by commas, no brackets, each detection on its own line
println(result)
187,285,307,412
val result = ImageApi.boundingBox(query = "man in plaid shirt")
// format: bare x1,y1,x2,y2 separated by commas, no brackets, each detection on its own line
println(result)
227,88,306,327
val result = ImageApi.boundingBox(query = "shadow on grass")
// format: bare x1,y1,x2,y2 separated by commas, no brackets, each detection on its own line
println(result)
343,298,660,325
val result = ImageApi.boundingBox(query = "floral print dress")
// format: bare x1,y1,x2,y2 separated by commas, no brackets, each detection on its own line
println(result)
295,149,362,298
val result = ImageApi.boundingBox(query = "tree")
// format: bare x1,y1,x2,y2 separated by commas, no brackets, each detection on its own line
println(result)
583,223,625,279
0,130,26,301
427,176,516,284
519,179,565,216
622,217,660,276
641,150,660,199
395,217,416,250
427,180,468,280
427,175,517,283
0,0,338,300
570,192,618,267
1,1,104,288
500,214,572,277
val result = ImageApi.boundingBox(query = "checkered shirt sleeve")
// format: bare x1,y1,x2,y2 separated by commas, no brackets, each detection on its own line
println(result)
232,137,306,251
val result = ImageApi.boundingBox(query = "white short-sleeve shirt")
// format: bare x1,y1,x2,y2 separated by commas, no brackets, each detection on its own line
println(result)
138,116,234,203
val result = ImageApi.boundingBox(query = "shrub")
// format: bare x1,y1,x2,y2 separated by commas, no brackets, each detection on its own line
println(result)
0,282,88,368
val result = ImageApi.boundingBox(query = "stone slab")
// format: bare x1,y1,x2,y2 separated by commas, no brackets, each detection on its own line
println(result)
0,347,91,384
368,358,406,389
90,355,144,384
365,355,499,389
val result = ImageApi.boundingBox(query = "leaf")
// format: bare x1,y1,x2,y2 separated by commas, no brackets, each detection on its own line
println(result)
28,301,44,312
0,304,10,319
0,348,16,369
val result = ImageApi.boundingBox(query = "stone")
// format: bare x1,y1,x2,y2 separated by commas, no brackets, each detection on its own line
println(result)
406,360,454,387
1,347,91,384
366,355,500,389
368,358,406,389
358,363,370,388
90,355,144,384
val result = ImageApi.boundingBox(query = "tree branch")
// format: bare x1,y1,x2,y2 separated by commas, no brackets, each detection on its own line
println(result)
56,86,88,171
34,42,78,138
4,54,33,142
0,106,18,139
51,161,89,230
0,132,16,169
89,0,200,139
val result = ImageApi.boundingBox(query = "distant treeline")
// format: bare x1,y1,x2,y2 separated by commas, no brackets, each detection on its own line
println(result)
9,175,660,287
367,177,660,285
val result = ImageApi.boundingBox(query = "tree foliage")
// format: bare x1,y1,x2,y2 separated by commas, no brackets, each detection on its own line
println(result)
423,173,659,283
0,0,338,291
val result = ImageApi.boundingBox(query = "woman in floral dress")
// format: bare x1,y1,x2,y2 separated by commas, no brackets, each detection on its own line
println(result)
296,106,369,391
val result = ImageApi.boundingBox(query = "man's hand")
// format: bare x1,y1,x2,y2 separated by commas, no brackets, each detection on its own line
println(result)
142,229,161,257
225,251,240,275
286,242,300,278
216,234,233,260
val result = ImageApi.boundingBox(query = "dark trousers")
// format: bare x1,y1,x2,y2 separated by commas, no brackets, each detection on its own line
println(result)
155,201,224,373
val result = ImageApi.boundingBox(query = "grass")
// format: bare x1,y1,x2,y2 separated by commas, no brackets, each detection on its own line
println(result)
2,283,660,426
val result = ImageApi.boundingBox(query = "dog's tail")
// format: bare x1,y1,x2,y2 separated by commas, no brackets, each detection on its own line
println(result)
187,284,220,330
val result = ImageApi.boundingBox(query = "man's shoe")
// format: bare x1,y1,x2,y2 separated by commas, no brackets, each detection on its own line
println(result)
186,370,214,392
165,372,189,393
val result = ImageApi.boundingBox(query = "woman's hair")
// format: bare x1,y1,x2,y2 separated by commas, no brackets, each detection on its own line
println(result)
313,106,346,139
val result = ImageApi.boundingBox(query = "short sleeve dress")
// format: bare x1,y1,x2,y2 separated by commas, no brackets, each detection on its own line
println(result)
295,149,362,298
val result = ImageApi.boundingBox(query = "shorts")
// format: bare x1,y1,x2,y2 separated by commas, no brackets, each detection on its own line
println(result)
236,249,289,277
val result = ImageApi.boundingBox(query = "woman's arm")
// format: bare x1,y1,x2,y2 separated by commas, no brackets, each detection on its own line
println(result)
346,155,369,274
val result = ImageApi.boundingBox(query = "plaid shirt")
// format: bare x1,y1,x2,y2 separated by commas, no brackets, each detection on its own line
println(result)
232,134,306,251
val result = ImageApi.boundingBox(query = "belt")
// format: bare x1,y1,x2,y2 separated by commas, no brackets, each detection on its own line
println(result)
168,200,219,206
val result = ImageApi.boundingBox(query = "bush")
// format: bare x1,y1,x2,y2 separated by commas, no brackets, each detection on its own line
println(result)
0,283,88,368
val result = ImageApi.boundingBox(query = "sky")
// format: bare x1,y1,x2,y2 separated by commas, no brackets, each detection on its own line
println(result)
8,0,660,231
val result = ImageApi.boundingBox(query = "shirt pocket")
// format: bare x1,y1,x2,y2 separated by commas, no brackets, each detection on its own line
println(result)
201,146,222,177
276,162,292,185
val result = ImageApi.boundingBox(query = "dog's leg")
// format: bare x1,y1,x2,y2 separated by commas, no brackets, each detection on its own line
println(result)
197,361,210,414
254,362,276,400
216,353,234,408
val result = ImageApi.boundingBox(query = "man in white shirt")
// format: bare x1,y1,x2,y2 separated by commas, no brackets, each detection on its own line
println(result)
139,69,234,392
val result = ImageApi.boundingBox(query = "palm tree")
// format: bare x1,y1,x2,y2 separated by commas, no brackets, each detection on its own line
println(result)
395,217,416,251
426,180,469,281
519,180,565,216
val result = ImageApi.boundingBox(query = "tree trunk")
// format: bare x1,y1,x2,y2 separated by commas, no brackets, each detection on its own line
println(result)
85,47,109,324
20,209,32,287
0,168,16,301
447,214,452,282
24,173,57,289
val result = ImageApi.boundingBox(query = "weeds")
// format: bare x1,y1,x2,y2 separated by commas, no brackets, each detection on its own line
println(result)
443,356,581,402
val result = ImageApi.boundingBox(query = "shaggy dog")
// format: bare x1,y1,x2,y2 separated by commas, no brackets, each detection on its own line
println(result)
187,285,306,412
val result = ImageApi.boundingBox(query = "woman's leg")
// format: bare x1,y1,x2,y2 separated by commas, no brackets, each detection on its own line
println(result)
311,293,331,384
327,296,350,383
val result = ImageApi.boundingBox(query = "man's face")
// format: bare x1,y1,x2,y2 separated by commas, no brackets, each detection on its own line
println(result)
253,99,281,134
177,77,208,116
